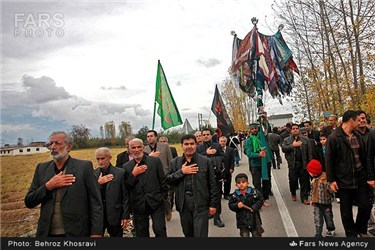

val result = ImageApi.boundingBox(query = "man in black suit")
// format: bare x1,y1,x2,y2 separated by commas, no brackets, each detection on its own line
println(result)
197,128,225,227
123,138,168,237
166,134,218,237
116,135,134,167
94,147,129,237
219,136,235,200
24,131,103,237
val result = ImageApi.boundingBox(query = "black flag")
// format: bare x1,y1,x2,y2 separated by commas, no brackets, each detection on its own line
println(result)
211,85,235,136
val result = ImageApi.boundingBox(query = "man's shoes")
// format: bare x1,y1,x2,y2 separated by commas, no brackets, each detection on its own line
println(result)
292,195,297,201
214,219,225,227
326,230,335,237
166,212,172,221
223,195,229,200
263,201,270,207
269,190,274,196
303,200,310,205
277,164,281,169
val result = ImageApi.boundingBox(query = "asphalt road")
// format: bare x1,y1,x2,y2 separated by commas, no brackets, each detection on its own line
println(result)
160,151,360,237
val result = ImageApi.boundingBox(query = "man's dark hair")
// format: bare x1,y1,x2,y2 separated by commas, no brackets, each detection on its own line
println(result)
319,133,328,139
304,121,312,126
147,130,158,137
342,110,359,123
285,122,293,128
235,173,248,182
180,134,197,144
320,126,333,137
356,109,367,117
272,127,278,133
291,123,300,128
202,128,212,135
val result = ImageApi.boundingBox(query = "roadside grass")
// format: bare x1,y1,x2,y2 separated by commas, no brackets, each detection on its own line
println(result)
0,144,182,236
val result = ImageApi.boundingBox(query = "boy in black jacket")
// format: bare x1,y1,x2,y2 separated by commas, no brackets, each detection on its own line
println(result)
228,173,264,237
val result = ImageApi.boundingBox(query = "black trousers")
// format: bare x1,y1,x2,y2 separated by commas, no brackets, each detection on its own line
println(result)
214,179,222,220
223,171,232,196
103,220,123,237
338,184,373,237
271,148,282,168
103,207,123,237
133,201,167,237
250,163,271,200
179,193,209,237
288,164,310,202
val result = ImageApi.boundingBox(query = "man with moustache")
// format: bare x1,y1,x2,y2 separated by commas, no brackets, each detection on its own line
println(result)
166,134,218,237
94,147,129,237
24,131,103,237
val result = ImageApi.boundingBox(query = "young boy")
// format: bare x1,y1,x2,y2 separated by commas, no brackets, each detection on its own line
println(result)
228,173,264,237
307,159,336,237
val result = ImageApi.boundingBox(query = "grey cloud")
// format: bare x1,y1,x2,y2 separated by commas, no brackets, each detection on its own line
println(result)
1,75,152,142
23,75,71,103
196,58,221,68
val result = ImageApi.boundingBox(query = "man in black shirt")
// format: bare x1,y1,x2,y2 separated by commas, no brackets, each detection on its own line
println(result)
166,134,218,237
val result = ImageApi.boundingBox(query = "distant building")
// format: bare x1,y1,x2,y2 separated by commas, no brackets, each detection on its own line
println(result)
0,146,49,156
268,113,293,128
30,141,47,147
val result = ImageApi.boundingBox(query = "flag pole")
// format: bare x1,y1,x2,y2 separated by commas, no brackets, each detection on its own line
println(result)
152,101,157,130
152,60,160,130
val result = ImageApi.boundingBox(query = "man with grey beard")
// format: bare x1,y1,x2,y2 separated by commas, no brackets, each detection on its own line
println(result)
25,131,103,237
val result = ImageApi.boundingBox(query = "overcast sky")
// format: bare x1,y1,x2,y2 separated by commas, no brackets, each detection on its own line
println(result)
1,0,293,145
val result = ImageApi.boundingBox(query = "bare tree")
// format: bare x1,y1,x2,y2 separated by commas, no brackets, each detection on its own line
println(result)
70,124,90,149
118,121,132,140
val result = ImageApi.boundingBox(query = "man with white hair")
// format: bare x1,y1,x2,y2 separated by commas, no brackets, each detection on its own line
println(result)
94,147,129,237
123,138,168,237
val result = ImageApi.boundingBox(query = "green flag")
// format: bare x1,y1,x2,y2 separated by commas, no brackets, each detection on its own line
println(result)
153,60,182,130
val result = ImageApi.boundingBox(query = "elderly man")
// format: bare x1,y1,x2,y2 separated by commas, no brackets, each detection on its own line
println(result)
123,138,168,237
194,130,203,145
94,147,129,237
24,131,103,237
116,135,134,167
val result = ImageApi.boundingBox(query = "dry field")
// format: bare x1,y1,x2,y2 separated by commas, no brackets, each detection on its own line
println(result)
0,145,182,237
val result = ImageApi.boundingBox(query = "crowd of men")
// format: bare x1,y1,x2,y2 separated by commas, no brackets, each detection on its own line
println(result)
25,109,374,238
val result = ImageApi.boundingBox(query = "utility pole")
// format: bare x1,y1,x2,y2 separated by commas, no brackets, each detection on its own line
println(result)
198,113,203,131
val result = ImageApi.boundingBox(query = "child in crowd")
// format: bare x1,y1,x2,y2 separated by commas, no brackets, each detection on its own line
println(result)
228,173,264,237
307,159,336,237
